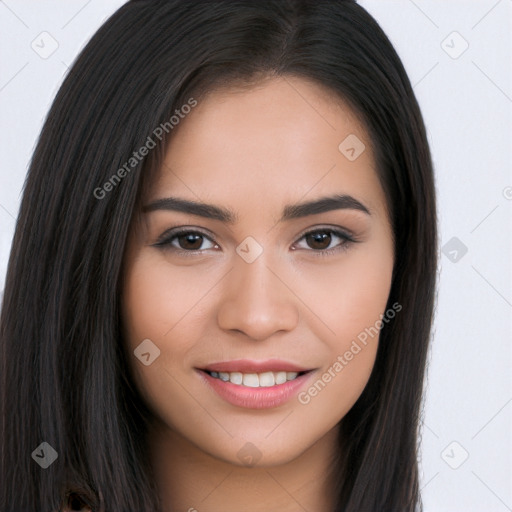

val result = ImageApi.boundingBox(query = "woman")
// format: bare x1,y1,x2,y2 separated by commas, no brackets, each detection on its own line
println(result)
0,1,438,511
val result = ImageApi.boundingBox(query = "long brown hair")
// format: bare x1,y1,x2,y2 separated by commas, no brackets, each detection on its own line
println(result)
0,1,437,510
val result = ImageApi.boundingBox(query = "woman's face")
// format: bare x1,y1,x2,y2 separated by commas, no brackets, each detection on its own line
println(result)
121,76,394,467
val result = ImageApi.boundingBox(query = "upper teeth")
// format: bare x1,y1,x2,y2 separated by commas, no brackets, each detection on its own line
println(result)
209,371,300,387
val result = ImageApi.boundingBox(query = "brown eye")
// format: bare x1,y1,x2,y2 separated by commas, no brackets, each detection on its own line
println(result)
305,231,332,250
293,228,356,256
176,233,204,250
154,229,217,252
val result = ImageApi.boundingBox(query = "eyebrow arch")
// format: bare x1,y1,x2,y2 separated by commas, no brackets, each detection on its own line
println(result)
142,194,371,223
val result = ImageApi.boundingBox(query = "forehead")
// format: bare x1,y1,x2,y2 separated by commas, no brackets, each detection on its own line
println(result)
147,76,387,221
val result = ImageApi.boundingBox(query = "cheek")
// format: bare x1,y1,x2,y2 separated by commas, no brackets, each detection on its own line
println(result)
121,253,212,423
122,254,217,353
121,254,197,390
294,238,393,345
292,238,393,408
294,283,391,431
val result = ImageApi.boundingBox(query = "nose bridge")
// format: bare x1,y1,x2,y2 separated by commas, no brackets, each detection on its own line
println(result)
216,240,299,339
235,249,277,302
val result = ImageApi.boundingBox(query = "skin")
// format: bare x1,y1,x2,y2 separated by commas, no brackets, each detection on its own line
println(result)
121,76,394,512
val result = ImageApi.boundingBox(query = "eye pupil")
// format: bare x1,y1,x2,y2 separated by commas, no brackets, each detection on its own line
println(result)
159,228,347,254
306,231,331,250
179,233,203,250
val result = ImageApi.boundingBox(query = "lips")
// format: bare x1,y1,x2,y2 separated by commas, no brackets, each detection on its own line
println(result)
196,359,316,409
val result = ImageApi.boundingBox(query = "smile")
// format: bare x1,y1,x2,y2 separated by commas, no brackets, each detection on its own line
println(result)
196,359,315,409
205,370,304,387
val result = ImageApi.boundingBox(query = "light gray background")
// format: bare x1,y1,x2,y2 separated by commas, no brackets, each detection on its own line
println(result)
0,1,511,510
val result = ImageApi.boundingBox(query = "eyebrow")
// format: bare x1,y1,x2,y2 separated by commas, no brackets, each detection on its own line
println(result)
142,194,371,223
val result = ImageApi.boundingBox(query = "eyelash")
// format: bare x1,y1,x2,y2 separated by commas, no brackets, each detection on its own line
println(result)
153,226,358,258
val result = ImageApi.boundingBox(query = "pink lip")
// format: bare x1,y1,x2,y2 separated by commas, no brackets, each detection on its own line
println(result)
196,368,315,409
200,358,310,373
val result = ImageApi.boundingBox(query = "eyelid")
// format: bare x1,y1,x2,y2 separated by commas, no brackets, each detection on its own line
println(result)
294,224,355,242
291,226,357,256
153,224,358,254
153,225,216,245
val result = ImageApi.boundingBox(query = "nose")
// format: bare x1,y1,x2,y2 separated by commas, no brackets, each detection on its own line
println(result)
216,252,299,341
